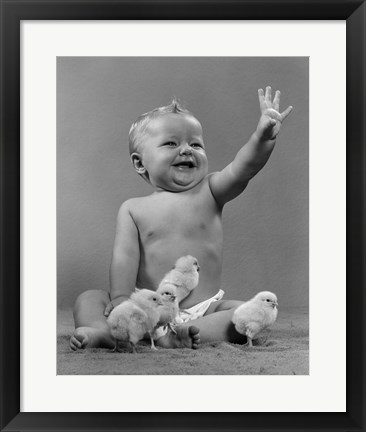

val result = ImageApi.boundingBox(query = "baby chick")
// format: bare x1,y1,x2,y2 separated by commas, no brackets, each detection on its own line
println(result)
107,300,147,353
156,284,179,334
232,291,278,347
160,255,200,303
107,289,163,353
130,289,164,351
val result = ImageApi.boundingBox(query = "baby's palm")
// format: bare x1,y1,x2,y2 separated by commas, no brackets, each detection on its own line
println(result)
257,87,293,141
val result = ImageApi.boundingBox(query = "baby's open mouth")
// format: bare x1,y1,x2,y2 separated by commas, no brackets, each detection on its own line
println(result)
174,161,195,169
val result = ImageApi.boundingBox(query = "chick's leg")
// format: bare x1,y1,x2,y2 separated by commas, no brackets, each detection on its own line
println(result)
111,339,118,352
244,336,253,347
149,333,158,351
167,323,177,334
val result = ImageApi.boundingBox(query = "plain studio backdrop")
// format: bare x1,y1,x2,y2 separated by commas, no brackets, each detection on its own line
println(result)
57,57,308,310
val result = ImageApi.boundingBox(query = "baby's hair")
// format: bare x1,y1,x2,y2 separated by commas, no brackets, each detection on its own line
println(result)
129,98,193,155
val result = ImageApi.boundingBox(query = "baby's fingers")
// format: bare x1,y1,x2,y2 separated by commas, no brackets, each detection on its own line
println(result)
264,118,277,131
258,88,267,111
104,303,113,317
281,105,293,121
265,86,272,104
273,90,281,111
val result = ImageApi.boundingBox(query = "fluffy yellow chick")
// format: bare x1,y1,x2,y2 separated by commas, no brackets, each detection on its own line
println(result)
156,284,179,334
160,255,200,303
107,289,163,353
232,291,278,347
130,289,164,351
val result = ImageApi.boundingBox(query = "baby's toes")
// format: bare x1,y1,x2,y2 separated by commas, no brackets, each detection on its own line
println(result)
70,328,88,350
192,339,200,349
70,335,82,351
188,326,200,349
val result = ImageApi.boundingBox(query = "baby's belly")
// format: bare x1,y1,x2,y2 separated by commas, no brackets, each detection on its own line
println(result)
137,237,223,309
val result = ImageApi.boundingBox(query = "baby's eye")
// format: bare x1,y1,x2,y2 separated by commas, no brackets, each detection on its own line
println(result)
163,141,177,147
191,143,203,149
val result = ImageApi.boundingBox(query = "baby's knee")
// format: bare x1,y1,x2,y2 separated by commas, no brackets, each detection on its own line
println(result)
73,289,110,311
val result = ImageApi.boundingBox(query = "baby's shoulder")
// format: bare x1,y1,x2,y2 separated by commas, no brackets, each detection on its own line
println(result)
119,196,149,214
118,195,158,220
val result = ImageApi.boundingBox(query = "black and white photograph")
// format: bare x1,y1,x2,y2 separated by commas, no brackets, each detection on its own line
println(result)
57,56,309,375
3,2,364,428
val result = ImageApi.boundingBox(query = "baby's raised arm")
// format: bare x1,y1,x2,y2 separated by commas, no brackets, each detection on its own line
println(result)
104,201,140,316
209,87,292,206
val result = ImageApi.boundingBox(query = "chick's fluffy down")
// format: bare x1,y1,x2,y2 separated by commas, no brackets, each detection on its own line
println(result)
232,291,278,344
130,289,162,331
156,285,179,328
107,289,163,351
107,300,148,346
161,255,200,303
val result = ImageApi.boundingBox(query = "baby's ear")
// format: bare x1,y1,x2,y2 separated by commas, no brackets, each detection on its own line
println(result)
131,153,146,175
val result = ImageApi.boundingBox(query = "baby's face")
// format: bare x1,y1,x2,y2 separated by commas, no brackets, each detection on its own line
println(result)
133,113,208,192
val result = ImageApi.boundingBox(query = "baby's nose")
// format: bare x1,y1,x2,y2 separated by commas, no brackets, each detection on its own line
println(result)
179,144,193,155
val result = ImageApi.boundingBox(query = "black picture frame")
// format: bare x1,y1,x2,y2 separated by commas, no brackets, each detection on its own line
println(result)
1,1,365,431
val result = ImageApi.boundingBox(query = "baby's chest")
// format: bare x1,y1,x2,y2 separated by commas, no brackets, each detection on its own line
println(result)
136,196,220,240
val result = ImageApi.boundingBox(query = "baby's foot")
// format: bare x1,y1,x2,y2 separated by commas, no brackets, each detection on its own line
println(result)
69,326,114,350
156,325,200,349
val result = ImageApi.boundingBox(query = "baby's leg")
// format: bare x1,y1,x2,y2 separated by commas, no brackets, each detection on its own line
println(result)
157,300,246,347
195,299,247,343
156,326,201,349
70,289,115,350
196,299,247,343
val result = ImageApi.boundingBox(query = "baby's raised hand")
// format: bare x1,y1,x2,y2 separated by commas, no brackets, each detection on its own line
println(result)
256,86,293,141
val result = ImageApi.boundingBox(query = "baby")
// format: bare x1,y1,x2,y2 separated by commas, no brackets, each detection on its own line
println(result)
70,87,292,350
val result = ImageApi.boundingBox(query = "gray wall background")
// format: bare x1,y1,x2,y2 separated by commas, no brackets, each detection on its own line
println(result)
57,57,308,309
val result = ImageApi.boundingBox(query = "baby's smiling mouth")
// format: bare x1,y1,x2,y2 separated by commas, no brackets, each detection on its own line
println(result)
173,160,196,169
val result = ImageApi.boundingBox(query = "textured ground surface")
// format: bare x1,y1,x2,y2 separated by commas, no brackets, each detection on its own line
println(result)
57,307,308,375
